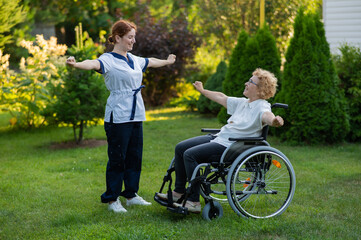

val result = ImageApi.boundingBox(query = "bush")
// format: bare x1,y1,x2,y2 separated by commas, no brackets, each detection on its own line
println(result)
333,44,361,142
44,24,107,143
274,9,349,144
0,35,67,128
131,6,200,106
197,61,227,115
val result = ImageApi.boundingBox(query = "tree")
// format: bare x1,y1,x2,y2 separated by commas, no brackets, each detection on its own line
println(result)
130,5,200,106
333,44,361,142
0,0,27,49
190,0,322,57
218,25,281,123
197,61,227,115
274,9,349,144
45,24,107,143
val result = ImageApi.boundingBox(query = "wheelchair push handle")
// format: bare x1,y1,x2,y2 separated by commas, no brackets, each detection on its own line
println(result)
271,103,288,109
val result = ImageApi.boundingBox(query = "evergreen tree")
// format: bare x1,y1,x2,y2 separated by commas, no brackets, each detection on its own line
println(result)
197,61,227,115
218,25,281,124
333,44,361,142
44,24,107,144
217,30,249,124
275,9,349,144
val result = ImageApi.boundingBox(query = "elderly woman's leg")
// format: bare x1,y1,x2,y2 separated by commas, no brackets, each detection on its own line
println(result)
183,142,226,203
173,135,215,195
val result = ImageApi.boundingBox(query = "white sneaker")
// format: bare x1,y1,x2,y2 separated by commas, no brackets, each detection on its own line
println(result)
126,194,152,206
108,198,127,213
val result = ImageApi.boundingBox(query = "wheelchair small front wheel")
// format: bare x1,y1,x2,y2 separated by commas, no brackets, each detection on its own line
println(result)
202,201,223,221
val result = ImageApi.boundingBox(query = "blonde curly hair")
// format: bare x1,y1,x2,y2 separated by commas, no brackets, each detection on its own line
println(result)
252,68,278,99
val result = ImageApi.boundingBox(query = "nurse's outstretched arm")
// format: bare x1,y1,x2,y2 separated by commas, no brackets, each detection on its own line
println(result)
66,56,100,71
148,54,176,68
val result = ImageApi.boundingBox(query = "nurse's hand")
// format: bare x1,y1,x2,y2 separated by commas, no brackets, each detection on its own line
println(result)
66,56,76,67
167,54,176,65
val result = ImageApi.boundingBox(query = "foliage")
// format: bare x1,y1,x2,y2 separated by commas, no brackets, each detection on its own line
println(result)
45,24,107,144
274,9,349,144
0,35,67,128
168,81,200,112
197,61,227,115
333,44,361,142
130,5,200,106
0,0,27,49
218,25,281,123
189,0,322,58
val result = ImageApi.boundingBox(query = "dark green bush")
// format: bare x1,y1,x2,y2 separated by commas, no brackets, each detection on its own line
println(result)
197,61,227,115
333,44,361,142
274,9,349,144
44,24,107,143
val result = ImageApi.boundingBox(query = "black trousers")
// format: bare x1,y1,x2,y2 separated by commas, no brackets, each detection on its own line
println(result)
174,135,226,202
101,117,143,203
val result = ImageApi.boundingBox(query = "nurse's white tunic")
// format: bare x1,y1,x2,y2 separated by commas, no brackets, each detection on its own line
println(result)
97,52,149,123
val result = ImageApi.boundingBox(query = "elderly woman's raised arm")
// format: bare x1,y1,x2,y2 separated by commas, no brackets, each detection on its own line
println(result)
193,81,228,108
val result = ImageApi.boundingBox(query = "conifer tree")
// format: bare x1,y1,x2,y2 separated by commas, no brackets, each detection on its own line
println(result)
218,25,281,123
197,61,227,115
275,9,349,144
45,24,107,144
217,30,249,124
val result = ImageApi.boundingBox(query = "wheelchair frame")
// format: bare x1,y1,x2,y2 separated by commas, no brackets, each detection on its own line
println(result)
154,103,296,220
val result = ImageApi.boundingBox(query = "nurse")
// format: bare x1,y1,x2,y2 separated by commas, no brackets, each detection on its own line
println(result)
66,19,176,213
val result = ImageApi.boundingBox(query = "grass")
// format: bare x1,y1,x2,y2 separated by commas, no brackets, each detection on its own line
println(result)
0,107,360,240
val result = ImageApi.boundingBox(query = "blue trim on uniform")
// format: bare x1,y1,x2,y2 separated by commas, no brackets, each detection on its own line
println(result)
142,58,149,72
109,52,134,70
96,59,104,74
130,85,145,120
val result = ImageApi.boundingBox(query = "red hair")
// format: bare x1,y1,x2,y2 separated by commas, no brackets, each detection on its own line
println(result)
108,19,137,43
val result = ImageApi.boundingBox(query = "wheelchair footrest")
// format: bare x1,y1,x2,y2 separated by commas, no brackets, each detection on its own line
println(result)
167,205,189,215
154,193,189,215
154,193,171,207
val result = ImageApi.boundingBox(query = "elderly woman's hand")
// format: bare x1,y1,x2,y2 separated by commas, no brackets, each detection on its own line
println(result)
272,116,284,127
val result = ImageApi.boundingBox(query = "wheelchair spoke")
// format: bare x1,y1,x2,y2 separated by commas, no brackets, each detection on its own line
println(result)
228,149,296,219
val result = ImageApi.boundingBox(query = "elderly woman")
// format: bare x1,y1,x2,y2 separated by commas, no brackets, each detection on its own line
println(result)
157,68,284,213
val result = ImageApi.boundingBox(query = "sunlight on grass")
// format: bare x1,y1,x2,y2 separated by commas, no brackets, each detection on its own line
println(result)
146,106,190,121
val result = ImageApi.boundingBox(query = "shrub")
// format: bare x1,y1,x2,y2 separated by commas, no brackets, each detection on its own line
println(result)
197,61,227,115
44,24,107,143
274,9,349,144
131,6,200,106
333,44,361,142
0,35,67,128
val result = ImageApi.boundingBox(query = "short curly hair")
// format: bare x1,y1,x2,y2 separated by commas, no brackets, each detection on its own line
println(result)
252,68,278,99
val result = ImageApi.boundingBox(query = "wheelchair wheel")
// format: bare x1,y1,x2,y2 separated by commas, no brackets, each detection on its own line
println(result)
200,171,228,203
226,146,296,219
202,201,223,221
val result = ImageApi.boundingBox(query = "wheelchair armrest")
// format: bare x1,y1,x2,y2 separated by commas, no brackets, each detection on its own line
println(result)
229,137,265,142
201,128,220,134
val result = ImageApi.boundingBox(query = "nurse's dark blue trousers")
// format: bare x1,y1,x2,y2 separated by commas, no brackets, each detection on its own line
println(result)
101,115,143,203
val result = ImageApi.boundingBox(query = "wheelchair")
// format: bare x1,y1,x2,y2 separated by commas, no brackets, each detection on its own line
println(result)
154,103,296,221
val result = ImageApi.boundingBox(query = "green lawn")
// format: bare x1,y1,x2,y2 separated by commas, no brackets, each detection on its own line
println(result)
0,108,360,240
